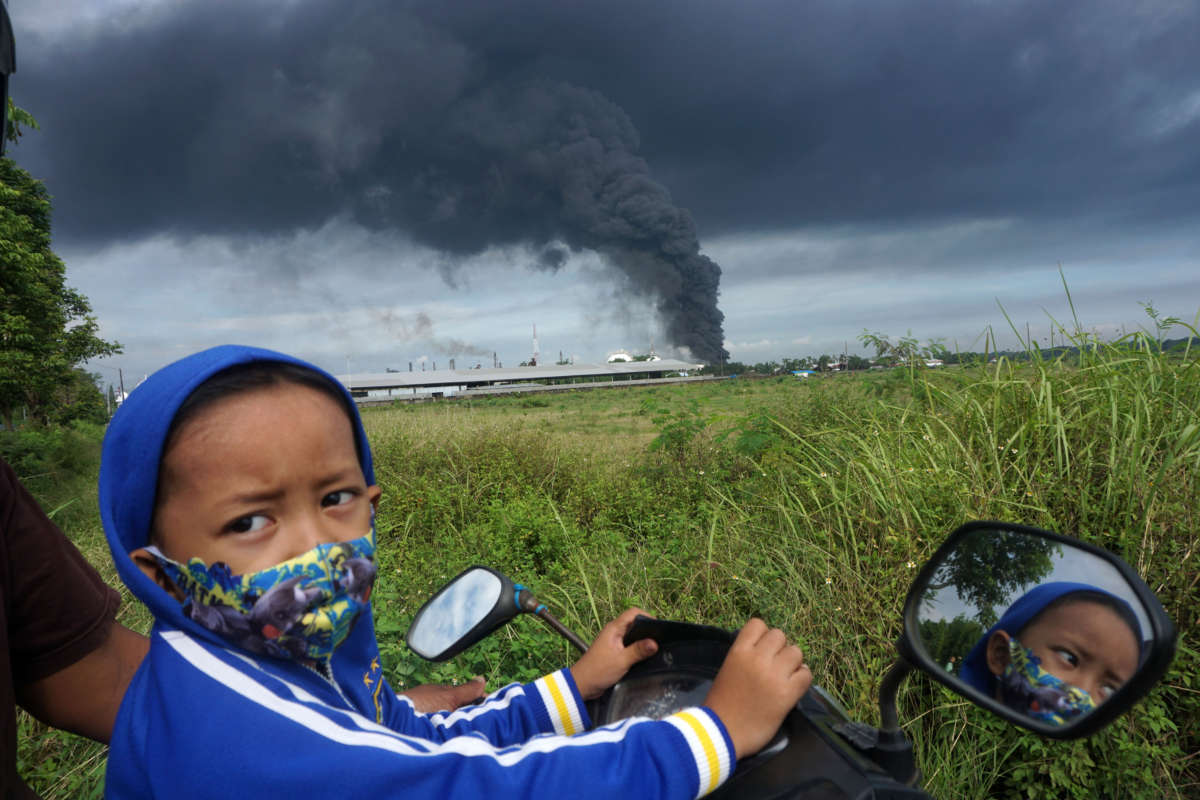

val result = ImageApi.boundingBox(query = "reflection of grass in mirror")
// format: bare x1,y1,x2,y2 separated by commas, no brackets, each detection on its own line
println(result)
10,303,1198,799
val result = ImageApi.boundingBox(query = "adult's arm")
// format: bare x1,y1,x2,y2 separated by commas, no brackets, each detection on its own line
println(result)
2,458,146,744
16,623,148,743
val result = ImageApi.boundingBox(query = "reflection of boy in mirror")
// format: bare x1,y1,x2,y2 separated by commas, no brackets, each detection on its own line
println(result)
959,582,1141,725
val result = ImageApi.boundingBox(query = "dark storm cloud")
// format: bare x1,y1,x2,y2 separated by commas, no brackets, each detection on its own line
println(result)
12,0,1200,359
424,0,1200,235
16,1,728,361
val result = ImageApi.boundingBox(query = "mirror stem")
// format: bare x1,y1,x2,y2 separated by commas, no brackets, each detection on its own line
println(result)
874,656,919,786
878,657,913,732
517,588,589,653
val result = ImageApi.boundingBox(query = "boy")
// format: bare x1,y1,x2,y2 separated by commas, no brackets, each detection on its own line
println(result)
960,582,1141,724
101,345,811,799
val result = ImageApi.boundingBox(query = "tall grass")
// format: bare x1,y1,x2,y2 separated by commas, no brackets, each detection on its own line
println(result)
9,320,1198,799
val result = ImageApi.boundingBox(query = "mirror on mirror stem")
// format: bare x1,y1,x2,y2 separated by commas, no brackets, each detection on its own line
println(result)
405,566,589,663
900,520,1176,740
406,567,509,662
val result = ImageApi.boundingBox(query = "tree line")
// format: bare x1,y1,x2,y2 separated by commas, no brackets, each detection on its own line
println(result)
1,106,118,430
695,325,1198,377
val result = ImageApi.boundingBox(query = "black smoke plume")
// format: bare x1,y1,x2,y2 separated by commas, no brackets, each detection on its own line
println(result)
22,2,728,362
358,81,726,363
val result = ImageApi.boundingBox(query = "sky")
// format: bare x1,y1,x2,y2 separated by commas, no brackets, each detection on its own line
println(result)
8,0,1200,382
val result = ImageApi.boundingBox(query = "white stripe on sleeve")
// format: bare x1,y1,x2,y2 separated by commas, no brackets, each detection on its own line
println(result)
533,669,585,736
664,708,733,798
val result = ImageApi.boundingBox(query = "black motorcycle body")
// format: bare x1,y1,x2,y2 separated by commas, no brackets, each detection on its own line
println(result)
588,616,926,799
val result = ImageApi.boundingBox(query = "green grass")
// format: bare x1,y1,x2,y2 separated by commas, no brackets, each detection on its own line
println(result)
9,323,1199,799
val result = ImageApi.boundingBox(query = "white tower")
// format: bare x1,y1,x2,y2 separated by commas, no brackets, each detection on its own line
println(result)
532,324,540,366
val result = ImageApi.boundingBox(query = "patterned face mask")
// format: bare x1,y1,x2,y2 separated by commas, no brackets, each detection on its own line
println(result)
998,636,1096,725
145,528,378,664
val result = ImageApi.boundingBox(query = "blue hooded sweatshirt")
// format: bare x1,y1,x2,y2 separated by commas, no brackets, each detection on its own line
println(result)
100,345,734,799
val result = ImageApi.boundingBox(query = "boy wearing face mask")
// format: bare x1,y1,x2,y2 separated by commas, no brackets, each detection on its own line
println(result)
101,345,812,800
959,582,1142,725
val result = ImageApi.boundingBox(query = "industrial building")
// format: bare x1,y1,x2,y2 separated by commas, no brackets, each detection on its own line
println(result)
338,359,706,403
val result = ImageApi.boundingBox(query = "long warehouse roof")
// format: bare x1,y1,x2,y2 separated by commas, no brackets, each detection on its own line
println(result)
340,359,701,390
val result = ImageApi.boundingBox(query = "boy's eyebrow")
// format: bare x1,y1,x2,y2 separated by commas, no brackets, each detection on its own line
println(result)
227,488,286,505
314,467,363,487
219,467,363,506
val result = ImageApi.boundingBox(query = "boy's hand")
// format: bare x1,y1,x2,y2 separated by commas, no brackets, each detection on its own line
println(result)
569,607,659,700
703,618,811,759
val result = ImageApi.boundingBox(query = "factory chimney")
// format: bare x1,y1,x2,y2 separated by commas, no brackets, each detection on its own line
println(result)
532,324,539,367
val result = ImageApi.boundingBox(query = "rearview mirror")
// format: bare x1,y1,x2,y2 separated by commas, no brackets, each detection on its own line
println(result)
406,566,519,661
900,521,1176,739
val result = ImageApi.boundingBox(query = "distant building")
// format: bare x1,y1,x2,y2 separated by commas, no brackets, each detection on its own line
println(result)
607,349,661,363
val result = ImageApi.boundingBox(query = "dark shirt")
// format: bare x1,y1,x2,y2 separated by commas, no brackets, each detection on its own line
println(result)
1,458,119,800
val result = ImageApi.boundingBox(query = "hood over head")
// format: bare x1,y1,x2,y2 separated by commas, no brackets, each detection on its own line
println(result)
100,344,375,639
959,581,1144,698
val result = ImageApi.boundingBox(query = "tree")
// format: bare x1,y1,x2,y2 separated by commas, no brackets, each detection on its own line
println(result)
924,338,950,363
0,158,120,429
918,614,987,667
5,98,39,147
845,354,871,371
44,368,108,426
858,329,922,366
859,330,893,362
920,528,1060,628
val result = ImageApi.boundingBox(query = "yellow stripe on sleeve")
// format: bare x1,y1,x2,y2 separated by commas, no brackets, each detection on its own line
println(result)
675,710,721,796
543,673,577,736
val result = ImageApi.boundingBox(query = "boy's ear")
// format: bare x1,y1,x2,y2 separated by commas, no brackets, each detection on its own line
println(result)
985,629,1013,677
367,484,381,512
130,548,187,602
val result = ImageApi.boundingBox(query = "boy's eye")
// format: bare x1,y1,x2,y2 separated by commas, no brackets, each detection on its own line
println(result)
1052,648,1079,667
228,514,271,534
1098,683,1117,700
321,490,356,508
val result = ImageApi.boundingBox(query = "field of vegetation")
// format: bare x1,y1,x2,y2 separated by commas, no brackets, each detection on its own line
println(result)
7,327,1198,799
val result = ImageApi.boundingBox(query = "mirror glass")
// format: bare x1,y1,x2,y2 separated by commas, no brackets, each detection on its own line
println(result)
408,568,504,659
914,527,1151,728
